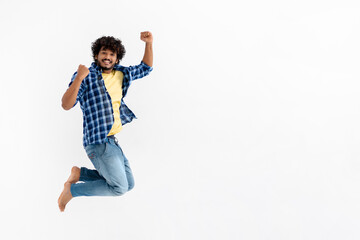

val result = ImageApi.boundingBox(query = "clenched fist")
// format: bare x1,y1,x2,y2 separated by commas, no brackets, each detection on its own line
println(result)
140,31,153,43
77,64,89,79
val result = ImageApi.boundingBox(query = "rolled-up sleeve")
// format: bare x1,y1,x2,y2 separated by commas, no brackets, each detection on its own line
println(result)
126,61,153,81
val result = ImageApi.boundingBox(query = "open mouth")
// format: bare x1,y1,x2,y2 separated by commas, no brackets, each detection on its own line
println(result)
102,60,112,64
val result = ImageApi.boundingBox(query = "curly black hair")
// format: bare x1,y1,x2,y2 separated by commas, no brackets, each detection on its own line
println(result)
91,36,126,64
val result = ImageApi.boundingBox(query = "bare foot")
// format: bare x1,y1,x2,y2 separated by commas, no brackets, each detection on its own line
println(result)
58,182,73,212
67,166,81,184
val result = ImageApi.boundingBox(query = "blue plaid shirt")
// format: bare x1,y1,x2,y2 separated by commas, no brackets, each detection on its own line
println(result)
68,61,153,147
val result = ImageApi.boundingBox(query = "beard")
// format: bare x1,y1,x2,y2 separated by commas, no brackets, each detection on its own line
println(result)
96,59,117,71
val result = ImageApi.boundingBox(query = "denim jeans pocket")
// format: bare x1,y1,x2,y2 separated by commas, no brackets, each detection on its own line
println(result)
85,143,108,161
85,143,108,172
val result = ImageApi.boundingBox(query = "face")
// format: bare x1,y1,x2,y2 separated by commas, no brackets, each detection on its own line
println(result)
95,47,118,72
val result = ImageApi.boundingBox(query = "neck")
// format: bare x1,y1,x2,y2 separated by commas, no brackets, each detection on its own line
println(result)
102,69,112,74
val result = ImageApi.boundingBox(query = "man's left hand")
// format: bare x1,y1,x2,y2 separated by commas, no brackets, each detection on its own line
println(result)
140,31,153,43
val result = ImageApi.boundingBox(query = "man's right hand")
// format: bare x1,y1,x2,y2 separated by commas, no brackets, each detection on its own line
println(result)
62,65,89,110
77,64,89,80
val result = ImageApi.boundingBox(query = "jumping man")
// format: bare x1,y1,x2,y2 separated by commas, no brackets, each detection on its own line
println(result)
58,31,153,212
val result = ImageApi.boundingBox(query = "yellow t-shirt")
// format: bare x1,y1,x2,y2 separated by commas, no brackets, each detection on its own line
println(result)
102,70,124,136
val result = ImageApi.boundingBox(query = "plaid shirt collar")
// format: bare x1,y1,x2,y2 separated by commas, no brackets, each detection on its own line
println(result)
90,62,127,73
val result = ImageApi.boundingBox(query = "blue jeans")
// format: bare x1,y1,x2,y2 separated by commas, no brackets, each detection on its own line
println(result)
70,136,134,197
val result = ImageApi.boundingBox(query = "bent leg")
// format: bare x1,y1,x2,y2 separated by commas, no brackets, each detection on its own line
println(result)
70,140,129,197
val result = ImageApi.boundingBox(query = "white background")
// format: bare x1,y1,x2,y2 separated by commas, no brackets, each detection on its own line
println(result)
0,0,360,239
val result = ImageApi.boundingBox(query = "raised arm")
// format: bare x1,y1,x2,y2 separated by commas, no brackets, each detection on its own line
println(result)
61,64,89,110
140,31,153,67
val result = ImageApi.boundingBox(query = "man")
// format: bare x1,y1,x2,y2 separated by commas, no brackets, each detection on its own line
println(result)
58,31,153,212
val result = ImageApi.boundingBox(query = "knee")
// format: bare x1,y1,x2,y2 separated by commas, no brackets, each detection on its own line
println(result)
128,181,135,191
111,185,128,196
